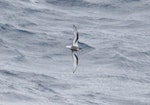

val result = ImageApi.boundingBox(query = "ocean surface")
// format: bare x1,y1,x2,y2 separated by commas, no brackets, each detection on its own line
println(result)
0,0,150,105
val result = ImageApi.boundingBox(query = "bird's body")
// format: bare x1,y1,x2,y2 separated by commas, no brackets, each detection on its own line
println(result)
71,46,79,51
66,45,79,51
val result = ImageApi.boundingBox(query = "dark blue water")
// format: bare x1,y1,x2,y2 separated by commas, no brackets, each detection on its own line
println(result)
0,0,150,105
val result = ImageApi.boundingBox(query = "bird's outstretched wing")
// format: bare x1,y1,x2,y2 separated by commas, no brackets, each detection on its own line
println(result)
72,51,78,73
73,25,79,47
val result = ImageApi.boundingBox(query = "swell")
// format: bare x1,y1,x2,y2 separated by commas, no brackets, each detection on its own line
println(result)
0,69,57,81
45,0,116,9
0,23,35,35
0,23,15,31
0,92,34,101
0,38,9,48
0,69,72,96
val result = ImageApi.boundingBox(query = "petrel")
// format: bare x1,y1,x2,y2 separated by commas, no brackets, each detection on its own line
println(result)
66,25,79,73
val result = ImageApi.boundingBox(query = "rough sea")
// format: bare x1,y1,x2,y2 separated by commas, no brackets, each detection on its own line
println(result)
0,0,150,105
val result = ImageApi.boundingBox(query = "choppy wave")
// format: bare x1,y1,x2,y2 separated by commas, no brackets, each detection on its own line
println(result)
46,0,117,8
0,0,150,105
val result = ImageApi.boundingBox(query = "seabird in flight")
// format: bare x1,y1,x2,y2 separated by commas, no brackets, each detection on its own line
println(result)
66,25,80,73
